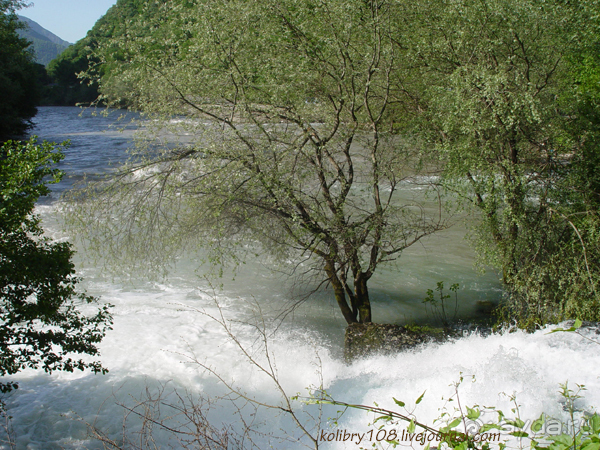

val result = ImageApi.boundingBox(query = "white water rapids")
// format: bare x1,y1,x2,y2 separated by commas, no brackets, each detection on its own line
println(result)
1,107,598,449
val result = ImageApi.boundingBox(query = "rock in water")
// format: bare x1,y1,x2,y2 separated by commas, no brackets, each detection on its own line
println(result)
344,323,441,361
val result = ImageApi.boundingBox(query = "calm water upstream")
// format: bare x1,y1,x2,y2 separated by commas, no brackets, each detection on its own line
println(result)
2,106,599,449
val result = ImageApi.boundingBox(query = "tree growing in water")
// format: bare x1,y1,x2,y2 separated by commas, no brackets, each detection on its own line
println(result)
72,0,446,324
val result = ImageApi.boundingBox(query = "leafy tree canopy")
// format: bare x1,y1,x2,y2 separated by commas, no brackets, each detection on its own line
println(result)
71,0,600,326
0,138,112,391
44,0,165,106
72,0,448,324
400,0,600,324
0,0,39,140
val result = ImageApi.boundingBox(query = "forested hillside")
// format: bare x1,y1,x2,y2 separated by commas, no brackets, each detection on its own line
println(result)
16,15,70,66
44,0,163,105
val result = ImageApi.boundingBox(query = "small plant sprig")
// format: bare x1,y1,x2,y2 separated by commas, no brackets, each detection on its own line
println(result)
423,282,460,330
547,319,600,347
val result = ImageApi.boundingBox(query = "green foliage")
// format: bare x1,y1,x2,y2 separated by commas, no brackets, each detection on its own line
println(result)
61,0,600,325
23,37,68,66
44,40,100,106
423,282,460,329
71,0,448,324
547,319,584,335
0,0,39,140
0,138,112,392
42,0,169,105
393,0,600,326
311,379,600,450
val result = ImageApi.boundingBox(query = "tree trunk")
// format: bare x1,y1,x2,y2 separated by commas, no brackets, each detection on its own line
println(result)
324,260,357,324
354,274,372,323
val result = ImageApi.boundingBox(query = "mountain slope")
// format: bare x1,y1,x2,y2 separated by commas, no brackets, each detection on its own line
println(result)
17,15,71,66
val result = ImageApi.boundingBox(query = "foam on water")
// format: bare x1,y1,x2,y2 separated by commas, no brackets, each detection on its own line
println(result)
3,268,600,449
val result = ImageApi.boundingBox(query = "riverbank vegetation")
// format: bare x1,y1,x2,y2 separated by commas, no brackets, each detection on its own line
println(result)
2,1,600,446
27,0,162,106
68,0,600,328
0,138,113,395
0,1,39,141
0,0,113,400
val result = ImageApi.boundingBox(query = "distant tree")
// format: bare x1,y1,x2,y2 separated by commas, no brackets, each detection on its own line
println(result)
0,0,39,140
72,0,447,324
0,138,112,391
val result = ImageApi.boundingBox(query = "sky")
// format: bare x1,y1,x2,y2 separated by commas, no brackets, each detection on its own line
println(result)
17,0,118,43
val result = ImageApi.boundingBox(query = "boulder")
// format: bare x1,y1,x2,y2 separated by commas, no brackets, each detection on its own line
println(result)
344,323,443,361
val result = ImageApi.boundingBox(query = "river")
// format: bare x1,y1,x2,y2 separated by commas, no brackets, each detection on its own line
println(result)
2,106,599,449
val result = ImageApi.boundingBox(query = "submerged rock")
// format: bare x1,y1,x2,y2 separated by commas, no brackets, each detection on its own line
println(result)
344,323,445,361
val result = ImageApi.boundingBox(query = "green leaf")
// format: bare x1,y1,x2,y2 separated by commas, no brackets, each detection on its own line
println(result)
549,434,574,446
532,415,545,433
448,418,462,429
416,391,426,405
547,319,583,334
510,431,529,438
407,419,416,434
453,441,468,450
582,442,600,450
506,418,526,429
466,406,480,420
589,414,600,434
393,398,405,408
480,423,504,432
374,415,393,423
